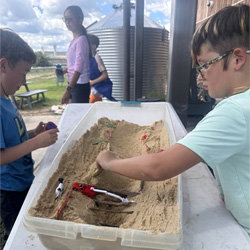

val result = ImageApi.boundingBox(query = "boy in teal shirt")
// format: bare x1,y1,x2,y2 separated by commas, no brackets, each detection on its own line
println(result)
96,5,250,233
0,28,59,236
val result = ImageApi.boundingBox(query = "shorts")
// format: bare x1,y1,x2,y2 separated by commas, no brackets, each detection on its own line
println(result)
0,188,30,235
71,83,90,103
89,94,102,103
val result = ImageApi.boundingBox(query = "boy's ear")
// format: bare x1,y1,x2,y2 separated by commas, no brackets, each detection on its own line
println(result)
233,48,247,71
0,58,8,73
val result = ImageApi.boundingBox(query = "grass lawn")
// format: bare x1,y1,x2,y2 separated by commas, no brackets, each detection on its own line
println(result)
15,69,66,111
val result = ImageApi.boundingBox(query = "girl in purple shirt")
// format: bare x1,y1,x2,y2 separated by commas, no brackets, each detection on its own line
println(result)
61,6,92,103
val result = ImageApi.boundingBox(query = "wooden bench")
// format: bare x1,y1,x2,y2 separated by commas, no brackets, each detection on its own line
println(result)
15,89,47,109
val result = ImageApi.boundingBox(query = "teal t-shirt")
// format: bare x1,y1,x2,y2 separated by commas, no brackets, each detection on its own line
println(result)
178,89,250,233
0,97,34,191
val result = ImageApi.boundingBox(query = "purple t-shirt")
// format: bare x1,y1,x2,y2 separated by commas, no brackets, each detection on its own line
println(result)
66,35,89,84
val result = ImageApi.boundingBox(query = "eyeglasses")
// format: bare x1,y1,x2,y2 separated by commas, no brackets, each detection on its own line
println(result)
196,49,250,79
196,49,234,79
62,17,74,23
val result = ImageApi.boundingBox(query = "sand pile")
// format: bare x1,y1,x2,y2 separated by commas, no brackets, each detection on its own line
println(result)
29,117,179,234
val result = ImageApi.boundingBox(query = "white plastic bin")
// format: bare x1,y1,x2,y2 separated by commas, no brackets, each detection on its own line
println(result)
24,102,183,250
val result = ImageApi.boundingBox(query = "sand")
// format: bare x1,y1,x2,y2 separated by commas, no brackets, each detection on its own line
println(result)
29,117,179,235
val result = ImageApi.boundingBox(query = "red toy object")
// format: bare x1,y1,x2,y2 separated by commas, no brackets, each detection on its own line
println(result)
72,182,95,199
56,182,134,219
45,121,57,130
72,182,133,202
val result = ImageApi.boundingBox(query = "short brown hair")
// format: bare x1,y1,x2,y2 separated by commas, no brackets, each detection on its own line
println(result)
0,28,37,68
88,34,100,48
191,4,250,66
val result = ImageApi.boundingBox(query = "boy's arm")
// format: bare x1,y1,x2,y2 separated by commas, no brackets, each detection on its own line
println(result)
28,129,37,138
28,121,45,139
0,129,58,166
90,53,108,86
89,70,108,86
96,143,202,181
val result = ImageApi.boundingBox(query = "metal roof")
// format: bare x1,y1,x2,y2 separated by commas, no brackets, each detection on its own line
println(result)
88,3,163,30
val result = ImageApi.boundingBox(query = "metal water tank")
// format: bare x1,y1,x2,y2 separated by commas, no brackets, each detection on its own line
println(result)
87,3,169,101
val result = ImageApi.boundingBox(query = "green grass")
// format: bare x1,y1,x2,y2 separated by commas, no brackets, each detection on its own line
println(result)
15,69,66,110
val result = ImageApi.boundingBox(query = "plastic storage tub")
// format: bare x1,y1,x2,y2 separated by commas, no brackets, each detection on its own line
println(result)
24,102,183,250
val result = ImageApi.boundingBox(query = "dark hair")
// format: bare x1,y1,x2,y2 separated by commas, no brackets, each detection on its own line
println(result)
64,6,92,58
64,5,84,23
0,28,37,68
191,4,250,68
88,34,100,48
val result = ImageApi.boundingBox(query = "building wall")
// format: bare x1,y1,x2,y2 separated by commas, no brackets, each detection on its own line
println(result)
196,0,249,28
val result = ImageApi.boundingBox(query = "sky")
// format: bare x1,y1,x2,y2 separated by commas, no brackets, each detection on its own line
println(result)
0,0,171,52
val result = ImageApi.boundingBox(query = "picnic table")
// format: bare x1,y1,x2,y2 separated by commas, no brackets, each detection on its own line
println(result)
11,82,47,109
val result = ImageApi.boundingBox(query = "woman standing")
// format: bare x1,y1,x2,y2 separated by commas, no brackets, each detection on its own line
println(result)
61,6,91,104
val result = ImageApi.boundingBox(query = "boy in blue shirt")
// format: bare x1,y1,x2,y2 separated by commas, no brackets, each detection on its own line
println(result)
96,5,250,233
0,28,59,236
88,34,116,103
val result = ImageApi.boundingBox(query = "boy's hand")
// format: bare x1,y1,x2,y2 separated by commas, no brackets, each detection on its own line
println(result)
89,80,95,86
35,128,59,148
28,122,46,138
96,150,116,171
35,122,46,135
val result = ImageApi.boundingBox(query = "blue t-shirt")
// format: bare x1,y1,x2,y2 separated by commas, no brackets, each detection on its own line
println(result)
178,89,250,233
0,97,34,191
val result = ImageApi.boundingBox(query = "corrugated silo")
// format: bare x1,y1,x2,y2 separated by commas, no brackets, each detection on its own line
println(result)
87,3,169,101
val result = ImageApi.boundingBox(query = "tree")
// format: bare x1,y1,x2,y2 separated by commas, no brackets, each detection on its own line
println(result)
35,51,51,67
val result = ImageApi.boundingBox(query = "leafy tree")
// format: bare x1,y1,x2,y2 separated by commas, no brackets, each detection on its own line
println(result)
35,51,51,67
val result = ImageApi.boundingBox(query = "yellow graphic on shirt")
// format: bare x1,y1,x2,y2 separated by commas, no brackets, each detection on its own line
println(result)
14,117,24,137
